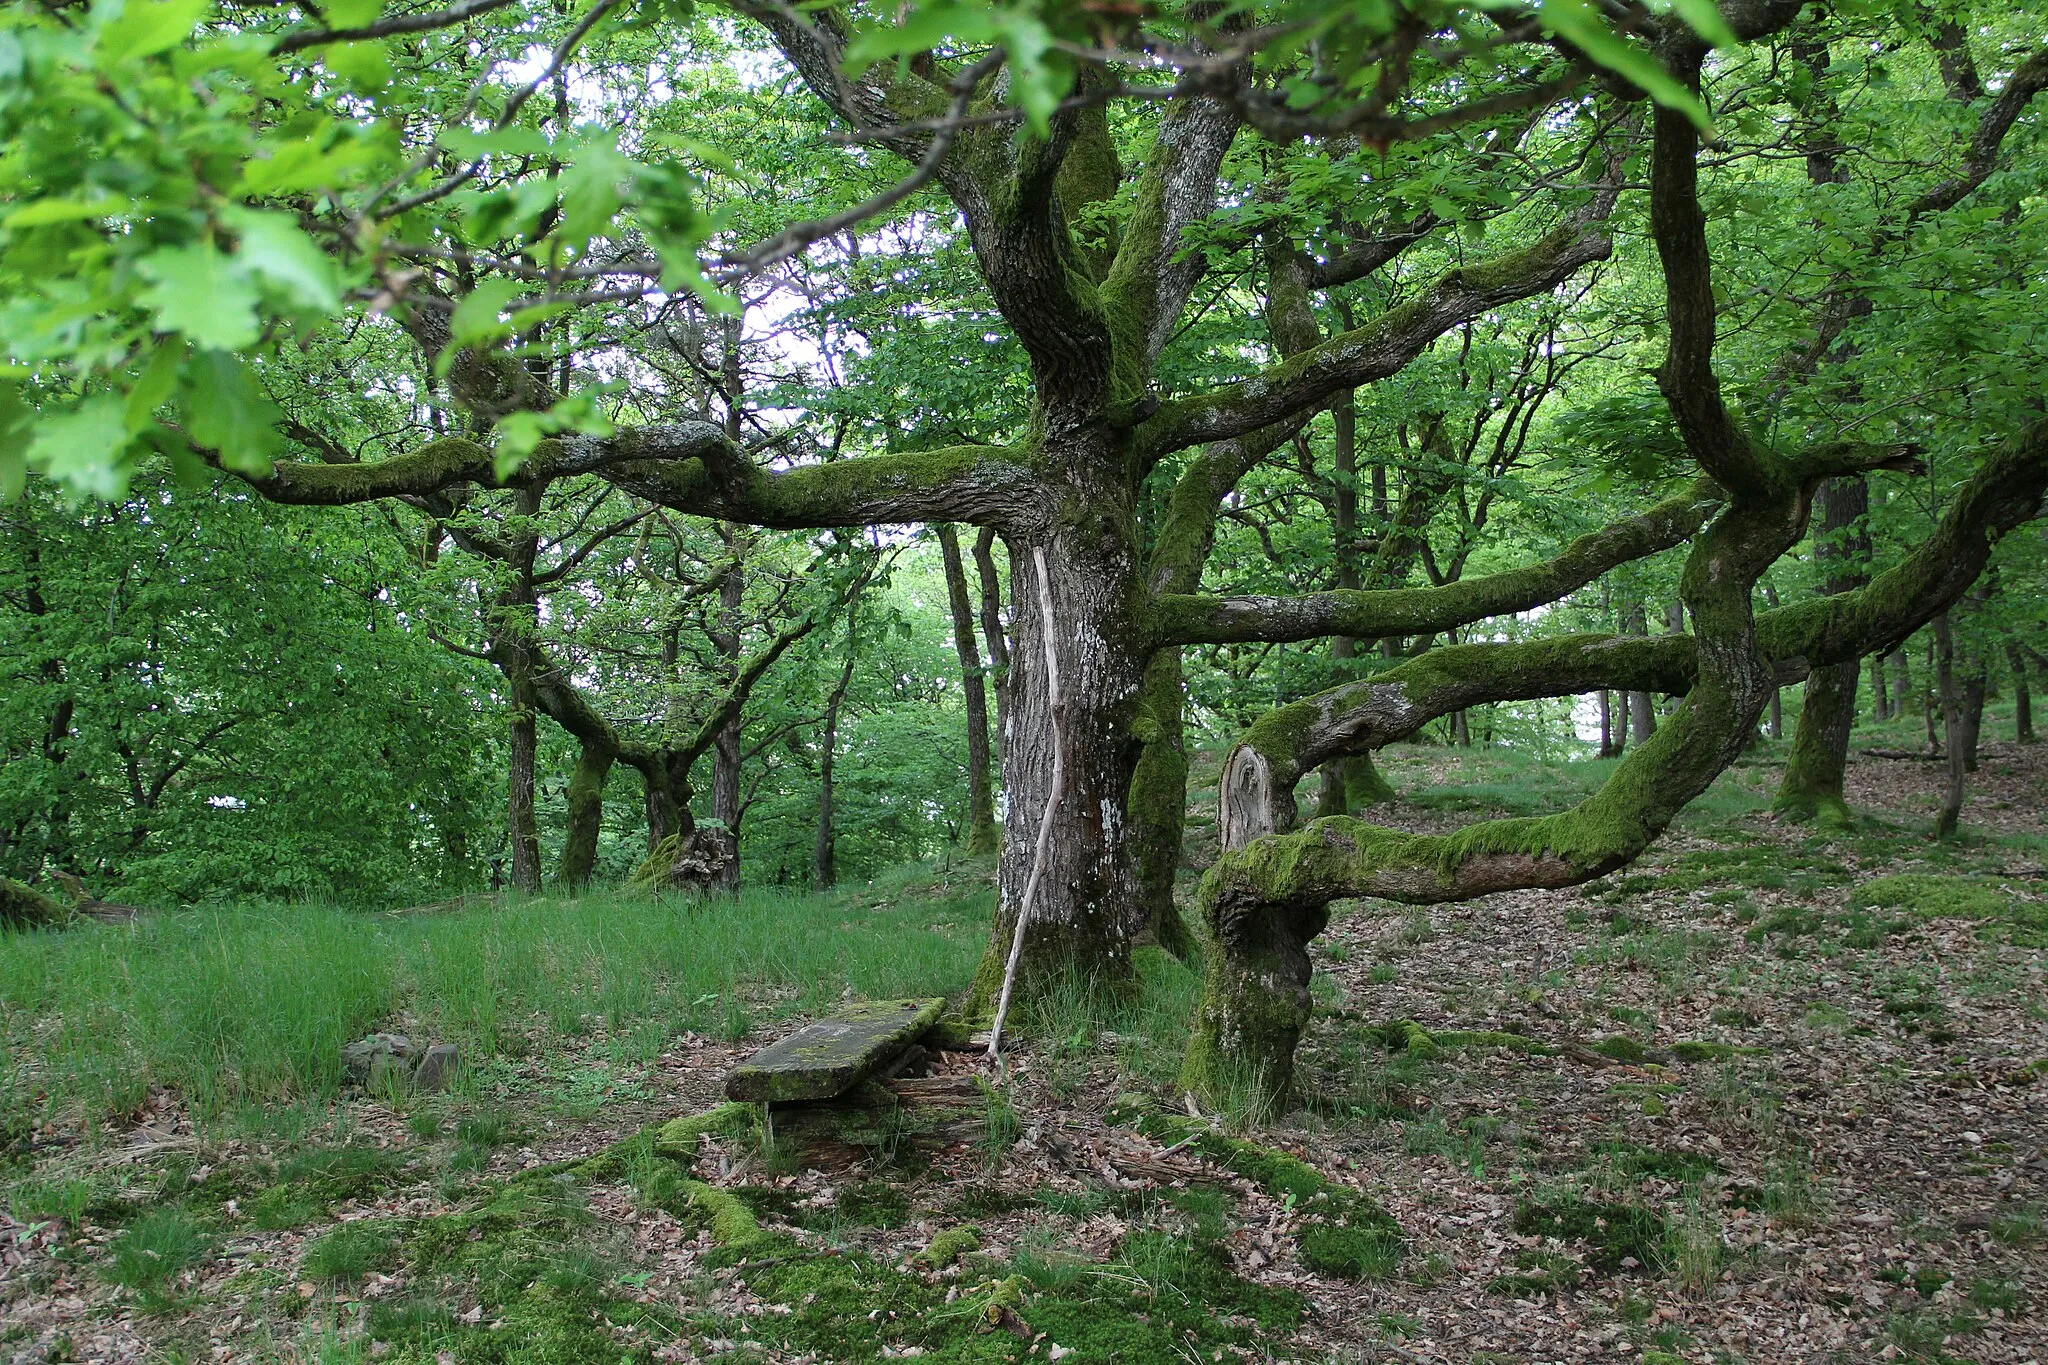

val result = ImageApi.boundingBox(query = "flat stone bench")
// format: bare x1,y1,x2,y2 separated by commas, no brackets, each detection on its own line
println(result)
725,997,947,1103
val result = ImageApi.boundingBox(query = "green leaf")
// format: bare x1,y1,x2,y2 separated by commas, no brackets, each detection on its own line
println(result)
223,207,342,312
1537,0,1709,131
139,243,263,350
556,140,631,247
321,0,382,26
447,278,523,349
178,349,282,474
27,395,134,500
126,341,185,430
0,383,28,501
4,199,117,229
491,410,549,481
95,0,211,66
1665,0,1737,48
440,126,554,161
323,38,391,92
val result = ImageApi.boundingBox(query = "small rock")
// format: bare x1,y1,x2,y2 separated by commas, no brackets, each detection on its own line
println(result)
342,1032,415,1084
413,1043,462,1092
366,1051,414,1097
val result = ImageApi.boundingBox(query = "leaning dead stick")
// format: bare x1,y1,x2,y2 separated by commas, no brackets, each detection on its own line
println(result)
988,545,1066,1061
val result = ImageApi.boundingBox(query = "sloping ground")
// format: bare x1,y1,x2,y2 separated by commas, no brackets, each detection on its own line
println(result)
2,735,2044,1365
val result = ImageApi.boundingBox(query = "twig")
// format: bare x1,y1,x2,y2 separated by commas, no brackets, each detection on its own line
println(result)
272,0,517,54
716,49,1003,281
987,545,1064,1061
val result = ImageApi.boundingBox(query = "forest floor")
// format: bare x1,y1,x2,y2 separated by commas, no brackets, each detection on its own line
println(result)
3,726,2045,1365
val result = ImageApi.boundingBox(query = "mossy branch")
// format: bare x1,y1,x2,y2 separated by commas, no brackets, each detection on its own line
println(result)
1138,217,1614,456
1151,481,1717,647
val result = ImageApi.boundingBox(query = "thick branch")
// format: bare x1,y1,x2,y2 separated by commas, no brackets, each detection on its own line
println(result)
1154,481,1718,647
1912,45,2048,217
1647,56,1778,495
1139,216,1614,454
1099,88,1242,380
223,429,1039,531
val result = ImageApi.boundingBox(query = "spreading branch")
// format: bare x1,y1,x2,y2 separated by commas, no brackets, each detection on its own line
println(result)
1152,481,1719,648
1138,201,1617,456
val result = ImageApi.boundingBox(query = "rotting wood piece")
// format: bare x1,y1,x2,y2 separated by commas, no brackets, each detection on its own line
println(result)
725,997,947,1102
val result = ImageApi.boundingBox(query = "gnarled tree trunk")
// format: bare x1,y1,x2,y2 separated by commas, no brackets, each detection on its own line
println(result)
970,500,1149,1006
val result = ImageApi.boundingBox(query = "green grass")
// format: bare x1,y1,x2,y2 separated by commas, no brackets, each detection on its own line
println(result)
103,1207,211,1296
0,875,990,1122
302,1218,403,1286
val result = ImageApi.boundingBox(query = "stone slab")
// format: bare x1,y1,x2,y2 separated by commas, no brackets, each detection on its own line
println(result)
726,998,946,1103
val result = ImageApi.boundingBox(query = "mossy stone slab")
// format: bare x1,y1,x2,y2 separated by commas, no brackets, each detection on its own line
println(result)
726,998,946,1102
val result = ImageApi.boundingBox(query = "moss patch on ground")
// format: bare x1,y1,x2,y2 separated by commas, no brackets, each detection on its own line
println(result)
1513,1196,1669,1274
1857,874,2048,946
1131,1112,1405,1280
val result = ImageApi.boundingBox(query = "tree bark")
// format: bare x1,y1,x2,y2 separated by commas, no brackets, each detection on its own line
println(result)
1622,600,1657,743
938,525,999,856
1889,649,1911,717
2008,642,2036,743
709,547,745,890
1773,476,1870,825
558,739,614,889
1934,611,1966,838
1870,654,1890,722
499,486,545,893
972,526,1011,748
1129,647,1198,960
1960,667,1986,773
507,674,542,892
814,633,857,890
969,504,1149,1007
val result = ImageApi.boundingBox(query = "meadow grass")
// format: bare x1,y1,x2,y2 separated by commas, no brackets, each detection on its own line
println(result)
0,869,991,1126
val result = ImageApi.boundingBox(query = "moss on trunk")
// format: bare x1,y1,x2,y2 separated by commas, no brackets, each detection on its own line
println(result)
557,741,614,888
0,876,72,930
1772,661,1857,827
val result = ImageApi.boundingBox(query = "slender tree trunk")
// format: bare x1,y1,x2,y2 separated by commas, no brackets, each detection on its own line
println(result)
499,485,545,894
710,548,745,890
1312,386,1394,812
1622,601,1657,743
938,525,999,856
2008,643,2036,743
814,643,856,890
1870,655,1890,723
1597,690,1621,758
558,739,614,889
507,675,542,892
1960,668,1986,773
1129,647,1198,960
972,526,1011,748
1924,636,1941,754
1934,611,1965,838
1889,649,1911,716
1774,477,1870,825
